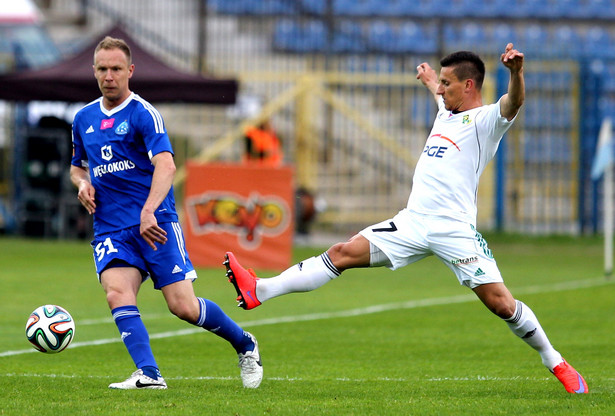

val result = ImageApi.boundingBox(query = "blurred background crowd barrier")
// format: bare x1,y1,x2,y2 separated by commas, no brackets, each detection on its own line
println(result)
0,0,613,238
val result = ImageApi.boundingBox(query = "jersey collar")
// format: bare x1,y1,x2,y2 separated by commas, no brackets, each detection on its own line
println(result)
99,92,135,117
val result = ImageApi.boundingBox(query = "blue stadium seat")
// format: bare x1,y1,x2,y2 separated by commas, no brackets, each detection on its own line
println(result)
598,96,615,120
272,19,302,51
520,24,550,57
551,26,583,58
333,0,380,16
299,0,326,15
583,27,615,58
367,21,396,53
466,0,509,18
602,65,615,92
587,0,615,19
210,0,251,14
506,0,564,19
524,134,572,164
524,97,573,129
273,20,328,53
244,0,296,15
377,0,417,17
396,22,437,54
403,0,450,18
491,23,518,50
443,25,462,51
302,21,328,52
457,23,489,53
552,0,583,18
332,21,366,53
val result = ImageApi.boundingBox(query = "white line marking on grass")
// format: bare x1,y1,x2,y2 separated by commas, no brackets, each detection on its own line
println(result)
1,372,551,383
2,276,612,358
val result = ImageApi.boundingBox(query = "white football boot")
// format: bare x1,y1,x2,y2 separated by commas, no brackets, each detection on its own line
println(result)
238,332,263,388
108,369,167,390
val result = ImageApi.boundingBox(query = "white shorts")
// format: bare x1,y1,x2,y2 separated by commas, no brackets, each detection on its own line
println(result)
359,208,503,289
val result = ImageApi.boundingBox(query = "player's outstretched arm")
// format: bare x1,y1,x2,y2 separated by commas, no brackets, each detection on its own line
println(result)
416,63,439,102
499,43,525,121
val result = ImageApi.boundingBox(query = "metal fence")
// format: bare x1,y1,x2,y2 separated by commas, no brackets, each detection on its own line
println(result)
5,0,611,236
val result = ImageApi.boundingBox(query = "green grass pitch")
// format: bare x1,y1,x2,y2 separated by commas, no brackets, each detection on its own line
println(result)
0,234,614,415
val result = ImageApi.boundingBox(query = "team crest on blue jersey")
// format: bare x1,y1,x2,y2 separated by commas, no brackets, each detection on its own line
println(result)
101,145,113,161
115,121,129,135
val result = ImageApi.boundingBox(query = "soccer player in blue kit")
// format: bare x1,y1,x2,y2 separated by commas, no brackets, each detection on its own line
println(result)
70,36,262,389
224,44,588,394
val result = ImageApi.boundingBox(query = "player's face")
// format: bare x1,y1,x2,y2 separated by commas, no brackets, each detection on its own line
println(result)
93,48,134,109
436,66,466,113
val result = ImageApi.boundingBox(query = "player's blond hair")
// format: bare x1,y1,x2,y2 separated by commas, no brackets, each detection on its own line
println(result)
94,36,132,65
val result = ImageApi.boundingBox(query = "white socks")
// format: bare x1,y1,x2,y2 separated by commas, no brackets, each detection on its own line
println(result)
505,300,563,370
256,253,340,302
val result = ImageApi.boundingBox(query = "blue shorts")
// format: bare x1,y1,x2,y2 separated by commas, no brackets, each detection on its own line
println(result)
90,222,197,289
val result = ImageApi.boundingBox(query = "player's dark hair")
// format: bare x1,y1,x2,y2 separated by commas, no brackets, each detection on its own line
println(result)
440,51,485,90
94,36,132,65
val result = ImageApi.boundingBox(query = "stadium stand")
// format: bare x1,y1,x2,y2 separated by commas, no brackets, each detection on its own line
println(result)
18,0,615,235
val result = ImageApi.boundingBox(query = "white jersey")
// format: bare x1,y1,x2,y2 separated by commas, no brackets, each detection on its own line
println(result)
407,96,515,225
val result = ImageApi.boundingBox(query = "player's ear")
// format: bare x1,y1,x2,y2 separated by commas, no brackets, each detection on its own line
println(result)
128,64,135,78
465,78,474,91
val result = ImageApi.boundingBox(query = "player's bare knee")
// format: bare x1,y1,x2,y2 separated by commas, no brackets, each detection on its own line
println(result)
485,298,516,319
105,289,131,309
168,301,198,323
327,242,346,261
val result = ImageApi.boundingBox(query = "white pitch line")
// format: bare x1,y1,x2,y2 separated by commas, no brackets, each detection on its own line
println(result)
1,372,553,383
2,276,612,358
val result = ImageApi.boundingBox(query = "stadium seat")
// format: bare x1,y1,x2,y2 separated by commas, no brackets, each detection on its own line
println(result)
457,23,489,53
552,0,583,18
524,134,572,164
377,0,416,17
524,97,572,129
272,19,303,52
521,24,550,57
587,0,615,19
443,25,462,51
602,65,615,92
466,0,508,18
302,21,328,52
272,20,329,53
396,22,437,54
243,0,296,15
583,27,615,58
210,0,251,14
333,0,380,16
332,21,366,53
598,96,615,119
404,0,450,18
299,0,326,15
491,23,518,50
367,21,396,53
552,25,583,58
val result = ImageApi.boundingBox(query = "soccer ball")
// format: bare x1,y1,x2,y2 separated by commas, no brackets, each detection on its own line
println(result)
25,305,75,353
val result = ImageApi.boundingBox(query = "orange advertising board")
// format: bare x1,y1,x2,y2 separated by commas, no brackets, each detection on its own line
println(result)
183,162,294,271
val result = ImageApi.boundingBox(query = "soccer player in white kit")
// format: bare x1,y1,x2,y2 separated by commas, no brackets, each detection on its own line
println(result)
224,43,587,393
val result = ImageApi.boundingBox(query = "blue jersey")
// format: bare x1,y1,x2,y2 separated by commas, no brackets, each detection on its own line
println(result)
71,93,177,236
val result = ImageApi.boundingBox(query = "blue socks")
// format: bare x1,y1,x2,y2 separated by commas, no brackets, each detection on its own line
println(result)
196,298,254,354
111,305,160,379
112,301,254,379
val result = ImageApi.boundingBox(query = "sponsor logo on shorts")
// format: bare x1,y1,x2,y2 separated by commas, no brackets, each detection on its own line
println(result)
451,256,478,266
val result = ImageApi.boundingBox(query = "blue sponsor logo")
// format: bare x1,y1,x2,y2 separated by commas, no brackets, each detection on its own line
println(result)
423,145,447,158
115,121,129,135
